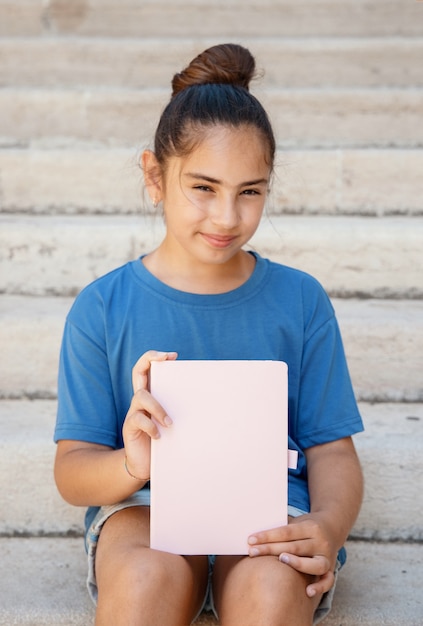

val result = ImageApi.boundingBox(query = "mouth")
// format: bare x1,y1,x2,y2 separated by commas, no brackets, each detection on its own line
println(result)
200,233,237,249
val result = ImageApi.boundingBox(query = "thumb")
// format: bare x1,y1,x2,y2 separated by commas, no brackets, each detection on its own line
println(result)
306,569,335,598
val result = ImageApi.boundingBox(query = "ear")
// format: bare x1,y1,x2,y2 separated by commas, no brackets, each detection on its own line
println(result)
141,150,163,205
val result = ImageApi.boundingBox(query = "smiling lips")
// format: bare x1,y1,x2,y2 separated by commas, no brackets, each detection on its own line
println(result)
200,233,237,248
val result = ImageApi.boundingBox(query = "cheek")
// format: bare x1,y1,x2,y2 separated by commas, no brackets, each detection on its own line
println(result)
242,200,266,229
165,197,207,229
179,189,212,217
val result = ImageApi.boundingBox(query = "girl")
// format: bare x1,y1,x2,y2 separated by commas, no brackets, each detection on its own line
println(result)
54,43,364,626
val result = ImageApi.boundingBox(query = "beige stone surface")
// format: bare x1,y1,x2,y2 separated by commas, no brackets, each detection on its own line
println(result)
1,88,422,148
252,216,423,299
1,399,422,539
353,402,423,541
0,400,85,536
0,148,144,214
1,0,422,37
340,149,423,215
335,299,423,402
2,148,423,216
1,38,423,89
0,296,70,399
0,1,45,37
1,0,422,624
1,215,422,298
0,537,422,625
1,298,422,403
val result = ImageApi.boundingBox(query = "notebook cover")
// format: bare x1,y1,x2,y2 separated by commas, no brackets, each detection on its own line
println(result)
150,360,288,555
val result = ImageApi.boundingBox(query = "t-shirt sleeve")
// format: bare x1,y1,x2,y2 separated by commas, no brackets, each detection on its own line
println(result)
294,291,364,449
54,300,120,448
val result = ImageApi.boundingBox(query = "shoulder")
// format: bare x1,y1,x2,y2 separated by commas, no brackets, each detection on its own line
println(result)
255,256,335,339
66,260,138,324
262,256,333,309
264,256,326,289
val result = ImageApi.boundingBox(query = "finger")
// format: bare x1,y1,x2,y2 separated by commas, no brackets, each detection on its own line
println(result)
248,517,317,548
279,553,330,577
306,570,335,598
126,408,162,440
248,524,316,558
132,350,178,393
248,523,301,549
128,389,173,431
248,538,314,558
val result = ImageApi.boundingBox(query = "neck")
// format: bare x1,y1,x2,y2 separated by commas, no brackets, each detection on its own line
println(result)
142,246,255,294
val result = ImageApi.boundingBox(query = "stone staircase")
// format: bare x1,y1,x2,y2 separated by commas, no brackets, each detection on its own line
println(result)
1,1,423,624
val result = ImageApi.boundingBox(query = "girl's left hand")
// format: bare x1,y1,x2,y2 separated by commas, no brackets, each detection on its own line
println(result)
247,515,337,597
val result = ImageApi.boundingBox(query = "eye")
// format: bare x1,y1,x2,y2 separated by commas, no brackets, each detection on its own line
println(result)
194,184,213,193
241,188,260,196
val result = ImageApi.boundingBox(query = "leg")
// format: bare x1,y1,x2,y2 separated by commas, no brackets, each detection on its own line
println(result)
212,554,322,626
94,506,209,626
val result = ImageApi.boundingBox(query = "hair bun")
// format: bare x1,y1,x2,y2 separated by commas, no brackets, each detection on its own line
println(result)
171,43,256,97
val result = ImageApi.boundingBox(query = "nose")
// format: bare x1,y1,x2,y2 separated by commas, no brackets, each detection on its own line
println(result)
209,195,240,229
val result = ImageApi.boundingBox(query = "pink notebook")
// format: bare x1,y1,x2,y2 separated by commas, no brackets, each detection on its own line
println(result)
150,359,289,555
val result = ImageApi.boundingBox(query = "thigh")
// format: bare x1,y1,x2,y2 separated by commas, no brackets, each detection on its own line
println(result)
95,504,151,565
212,554,322,626
95,506,209,626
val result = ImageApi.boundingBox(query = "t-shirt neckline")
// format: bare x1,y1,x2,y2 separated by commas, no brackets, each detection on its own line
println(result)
129,251,268,307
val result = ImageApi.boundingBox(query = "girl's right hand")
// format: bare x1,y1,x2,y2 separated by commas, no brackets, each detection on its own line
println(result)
122,350,177,481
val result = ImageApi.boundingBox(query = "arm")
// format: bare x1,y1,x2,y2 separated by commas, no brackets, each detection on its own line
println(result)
247,436,364,596
54,350,177,507
54,440,147,507
290,436,363,596
306,435,364,554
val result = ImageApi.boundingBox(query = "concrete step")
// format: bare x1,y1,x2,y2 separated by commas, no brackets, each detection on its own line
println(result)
0,87,422,149
352,403,423,542
0,537,422,626
1,0,423,38
0,400,84,537
0,537,95,626
2,37,423,89
1,214,422,299
1,295,422,403
2,147,423,217
1,399,422,541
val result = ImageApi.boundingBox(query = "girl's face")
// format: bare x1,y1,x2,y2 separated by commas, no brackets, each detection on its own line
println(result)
157,125,271,270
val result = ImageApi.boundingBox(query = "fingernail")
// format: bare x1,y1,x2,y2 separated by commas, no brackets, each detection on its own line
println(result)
249,548,259,557
164,415,173,426
248,536,258,545
307,586,317,598
279,554,290,564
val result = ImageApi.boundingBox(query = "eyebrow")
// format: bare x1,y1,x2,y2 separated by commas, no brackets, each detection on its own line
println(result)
184,173,269,187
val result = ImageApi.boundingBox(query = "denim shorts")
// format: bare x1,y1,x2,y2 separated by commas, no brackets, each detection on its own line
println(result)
85,491,342,624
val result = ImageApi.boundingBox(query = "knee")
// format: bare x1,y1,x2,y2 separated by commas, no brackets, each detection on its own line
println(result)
111,549,184,596
254,557,315,608
220,556,314,626
248,557,295,604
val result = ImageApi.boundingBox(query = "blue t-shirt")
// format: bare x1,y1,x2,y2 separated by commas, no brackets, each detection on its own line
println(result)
55,253,363,533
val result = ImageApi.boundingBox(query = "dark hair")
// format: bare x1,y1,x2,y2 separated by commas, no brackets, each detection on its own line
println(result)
154,43,276,171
